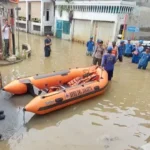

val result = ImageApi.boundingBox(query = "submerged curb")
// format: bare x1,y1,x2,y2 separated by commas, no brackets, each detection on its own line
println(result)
0,59,23,66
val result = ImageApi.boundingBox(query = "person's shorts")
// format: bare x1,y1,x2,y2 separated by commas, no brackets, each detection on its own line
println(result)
86,51,93,56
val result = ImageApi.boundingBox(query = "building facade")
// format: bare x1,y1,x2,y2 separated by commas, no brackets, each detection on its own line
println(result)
125,0,150,40
16,0,54,35
54,0,136,43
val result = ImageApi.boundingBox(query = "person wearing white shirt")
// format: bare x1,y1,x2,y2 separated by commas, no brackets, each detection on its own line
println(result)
2,19,11,57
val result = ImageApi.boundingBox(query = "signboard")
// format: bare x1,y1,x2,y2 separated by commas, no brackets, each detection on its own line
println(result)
127,26,140,33
9,0,19,4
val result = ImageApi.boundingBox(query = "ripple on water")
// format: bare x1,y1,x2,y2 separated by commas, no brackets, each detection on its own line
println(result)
0,33,150,150
90,112,109,120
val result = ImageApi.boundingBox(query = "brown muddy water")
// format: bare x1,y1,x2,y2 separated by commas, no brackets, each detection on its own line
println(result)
0,32,150,150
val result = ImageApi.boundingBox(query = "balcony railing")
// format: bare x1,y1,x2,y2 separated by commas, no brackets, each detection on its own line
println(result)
56,1,136,14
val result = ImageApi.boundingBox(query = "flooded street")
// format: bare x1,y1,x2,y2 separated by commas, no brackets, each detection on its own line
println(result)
0,32,150,150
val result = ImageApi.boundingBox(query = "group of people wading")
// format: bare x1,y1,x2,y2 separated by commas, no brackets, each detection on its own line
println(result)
86,37,150,81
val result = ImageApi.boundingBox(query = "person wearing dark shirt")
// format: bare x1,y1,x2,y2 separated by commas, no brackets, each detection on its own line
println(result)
118,40,125,62
44,34,52,57
102,46,116,81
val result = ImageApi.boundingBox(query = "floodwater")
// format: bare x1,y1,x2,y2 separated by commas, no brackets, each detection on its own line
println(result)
0,32,150,150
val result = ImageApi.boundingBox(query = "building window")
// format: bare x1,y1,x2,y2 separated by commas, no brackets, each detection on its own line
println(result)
103,6,106,13
33,25,41,31
75,6,78,11
46,10,49,21
16,23,26,29
98,6,101,12
68,6,70,10
119,24,124,34
108,6,111,13
128,7,130,13
116,6,119,13
124,7,126,13
120,6,124,14
101,6,104,13
93,6,96,12
44,26,52,35
129,7,132,13
83,6,86,12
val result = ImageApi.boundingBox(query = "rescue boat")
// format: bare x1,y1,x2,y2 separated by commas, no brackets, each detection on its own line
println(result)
3,66,108,115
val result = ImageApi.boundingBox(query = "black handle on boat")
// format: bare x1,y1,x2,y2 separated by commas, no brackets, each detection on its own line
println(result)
100,66,104,79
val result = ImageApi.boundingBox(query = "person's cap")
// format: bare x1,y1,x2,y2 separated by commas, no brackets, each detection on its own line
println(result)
97,39,103,43
139,40,143,44
90,36,93,39
107,46,113,52
120,40,124,44
127,38,131,41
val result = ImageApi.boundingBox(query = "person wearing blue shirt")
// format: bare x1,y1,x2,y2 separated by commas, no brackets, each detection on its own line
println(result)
124,39,133,57
102,46,116,81
138,48,150,70
118,40,125,62
132,40,144,64
86,37,95,56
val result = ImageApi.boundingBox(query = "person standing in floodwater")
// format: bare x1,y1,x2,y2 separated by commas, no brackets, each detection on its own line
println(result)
118,40,125,62
44,34,52,57
124,39,134,57
86,36,95,56
102,46,116,81
92,39,105,66
138,47,150,70
2,19,11,57
132,40,144,64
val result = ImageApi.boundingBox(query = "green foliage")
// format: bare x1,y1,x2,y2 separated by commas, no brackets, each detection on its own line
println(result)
31,18,41,23
58,0,73,17
18,16,26,21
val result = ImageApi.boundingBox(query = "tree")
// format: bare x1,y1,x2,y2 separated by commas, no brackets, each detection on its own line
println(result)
52,0,73,17
52,0,56,17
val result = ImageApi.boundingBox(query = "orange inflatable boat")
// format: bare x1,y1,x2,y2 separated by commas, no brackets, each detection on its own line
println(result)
3,66,108,115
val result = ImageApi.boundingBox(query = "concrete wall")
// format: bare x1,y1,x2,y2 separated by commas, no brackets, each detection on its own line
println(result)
127,6,150,40
124,0,150,7
31,1,41,18
18,2,26,17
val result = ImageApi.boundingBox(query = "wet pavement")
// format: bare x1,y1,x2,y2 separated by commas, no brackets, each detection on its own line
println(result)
0,60,23,66
0,32,150,150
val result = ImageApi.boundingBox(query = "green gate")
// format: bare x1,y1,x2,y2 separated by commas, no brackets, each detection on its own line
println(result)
56,20,70,39
56,20,63,38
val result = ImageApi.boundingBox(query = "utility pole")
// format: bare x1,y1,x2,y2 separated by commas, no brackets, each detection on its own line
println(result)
10,8,15,55
0,3,4,60
15,7,21,55
0,19,3,60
